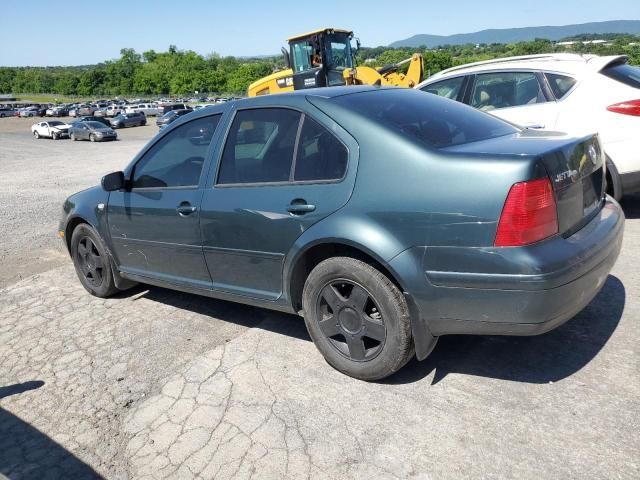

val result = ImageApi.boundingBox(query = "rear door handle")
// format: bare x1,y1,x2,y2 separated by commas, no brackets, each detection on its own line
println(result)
176,202,197,216
287,201,316,215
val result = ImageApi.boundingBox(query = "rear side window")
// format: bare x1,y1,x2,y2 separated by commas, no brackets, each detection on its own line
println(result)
217,108,301,184
294,116,347,181
545,73,577,99
332,89,516,149
601,62,640,89
471,72,546,111
420,76,465,100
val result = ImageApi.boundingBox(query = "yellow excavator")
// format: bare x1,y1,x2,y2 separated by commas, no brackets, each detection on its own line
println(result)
247,28,424,96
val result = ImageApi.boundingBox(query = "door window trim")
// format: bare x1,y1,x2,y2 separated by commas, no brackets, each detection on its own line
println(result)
213,106,350,189
128,113,223,192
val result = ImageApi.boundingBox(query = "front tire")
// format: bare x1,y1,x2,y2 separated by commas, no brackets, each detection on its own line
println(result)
89,133,96,142
70,224,118,298
34,131,40,139
302,257,414,381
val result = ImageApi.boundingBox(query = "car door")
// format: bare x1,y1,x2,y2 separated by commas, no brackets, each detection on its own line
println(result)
468,71,560,130
200,106,357,300
107,114,222,288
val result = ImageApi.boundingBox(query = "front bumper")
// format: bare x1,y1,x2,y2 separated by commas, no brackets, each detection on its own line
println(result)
389,197,624,338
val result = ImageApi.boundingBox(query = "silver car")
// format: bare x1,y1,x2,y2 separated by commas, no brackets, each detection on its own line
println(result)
69,121,118,142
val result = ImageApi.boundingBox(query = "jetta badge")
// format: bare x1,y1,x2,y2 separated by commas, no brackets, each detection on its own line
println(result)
587,144,598,166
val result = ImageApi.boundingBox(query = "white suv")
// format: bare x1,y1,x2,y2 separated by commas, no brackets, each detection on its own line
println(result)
416,54,640,199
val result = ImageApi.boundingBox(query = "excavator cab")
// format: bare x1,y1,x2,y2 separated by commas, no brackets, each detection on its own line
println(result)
286,28,355,90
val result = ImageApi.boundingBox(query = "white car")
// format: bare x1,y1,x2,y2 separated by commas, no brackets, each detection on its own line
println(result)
125,103,159,116
416,53,640,199
31,120,71,140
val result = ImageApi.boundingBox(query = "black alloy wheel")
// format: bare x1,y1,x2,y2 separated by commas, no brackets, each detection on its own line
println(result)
74,236,105,288
316,280,386,361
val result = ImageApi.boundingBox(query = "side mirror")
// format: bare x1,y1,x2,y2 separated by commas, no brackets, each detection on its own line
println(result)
101,171,125,191
281,46,291,69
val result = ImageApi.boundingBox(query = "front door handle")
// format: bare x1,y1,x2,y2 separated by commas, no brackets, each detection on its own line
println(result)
287,200,316,215
176,202,197,216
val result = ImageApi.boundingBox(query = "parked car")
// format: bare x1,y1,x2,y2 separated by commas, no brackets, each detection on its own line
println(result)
77,104,97,116
157,103,189,116
93,107,108,117
68,107,79,117
77,115,111,127
18,106,40,117
0,106,16,117
69,121,117,142
58,86,624,380
31,120,70,139
416,53,640,199
125,103,159,116
104,105,123,117
109,112,146,128
156,109,193,129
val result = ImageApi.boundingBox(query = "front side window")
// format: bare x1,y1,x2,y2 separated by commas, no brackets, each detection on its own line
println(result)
421,77,465,100
545,73,577,99
132,115,221,189
217,108,301,185
471,72,546,111
294,117,348,181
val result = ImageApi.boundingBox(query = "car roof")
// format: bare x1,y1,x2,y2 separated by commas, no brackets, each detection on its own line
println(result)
419,53,628,85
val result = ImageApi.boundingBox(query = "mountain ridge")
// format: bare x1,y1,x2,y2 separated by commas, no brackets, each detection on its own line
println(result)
390,20,640,48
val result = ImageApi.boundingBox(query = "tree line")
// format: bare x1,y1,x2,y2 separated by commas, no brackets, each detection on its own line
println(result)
0,35,638,97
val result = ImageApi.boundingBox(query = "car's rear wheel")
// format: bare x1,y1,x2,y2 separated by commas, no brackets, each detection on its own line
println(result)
302,257,414,381
33,131,40,139
70,224,118,298
70,132,76,141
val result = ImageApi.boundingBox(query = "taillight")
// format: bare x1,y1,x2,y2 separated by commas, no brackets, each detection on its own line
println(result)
495,177,558,247
607,99,640,116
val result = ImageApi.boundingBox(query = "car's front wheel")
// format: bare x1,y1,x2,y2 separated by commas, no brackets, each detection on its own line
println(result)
70,224,118,298
302,257,414,381
33,131,40,139
89,134,96,142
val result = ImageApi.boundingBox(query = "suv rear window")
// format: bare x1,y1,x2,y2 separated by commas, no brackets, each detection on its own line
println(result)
601,62,640,89
333,89,516,149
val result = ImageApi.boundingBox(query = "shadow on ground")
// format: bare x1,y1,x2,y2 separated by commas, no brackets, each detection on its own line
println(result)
620,194,640,219
131,269,625,387
0,382,102,480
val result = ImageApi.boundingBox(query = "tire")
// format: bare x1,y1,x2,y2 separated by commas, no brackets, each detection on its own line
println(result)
52,132,58,140
89,134,96,142
71,132,77,141
70,223,118,298
302,257,414,381
34,131,40,139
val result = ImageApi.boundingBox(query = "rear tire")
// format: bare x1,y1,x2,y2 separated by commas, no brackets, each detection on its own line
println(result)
302,257,414,381
70,224,118,298
71,132,77,141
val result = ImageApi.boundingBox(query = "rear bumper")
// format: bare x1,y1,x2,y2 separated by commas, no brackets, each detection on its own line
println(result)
390,197,624,338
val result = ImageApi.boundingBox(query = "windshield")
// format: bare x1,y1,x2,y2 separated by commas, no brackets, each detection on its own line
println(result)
332,89,517,149
323,33,353,70
49,121,63,126
86,121,105,129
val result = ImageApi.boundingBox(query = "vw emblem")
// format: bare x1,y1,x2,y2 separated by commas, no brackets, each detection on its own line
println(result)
587,144,598,166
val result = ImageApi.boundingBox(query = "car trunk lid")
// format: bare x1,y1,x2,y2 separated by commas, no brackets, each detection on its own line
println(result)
443,129,606,237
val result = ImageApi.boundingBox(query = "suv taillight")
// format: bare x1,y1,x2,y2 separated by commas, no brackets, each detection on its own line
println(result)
495,177,558,247
607,99,640,116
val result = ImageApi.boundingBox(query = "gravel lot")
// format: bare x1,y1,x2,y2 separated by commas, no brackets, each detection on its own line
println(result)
0,115,638,479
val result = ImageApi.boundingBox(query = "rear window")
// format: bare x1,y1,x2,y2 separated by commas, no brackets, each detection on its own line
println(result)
333,89,516,149
601,62,640,89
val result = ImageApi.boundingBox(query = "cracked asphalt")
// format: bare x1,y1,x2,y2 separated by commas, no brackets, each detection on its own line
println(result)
0,117,639,479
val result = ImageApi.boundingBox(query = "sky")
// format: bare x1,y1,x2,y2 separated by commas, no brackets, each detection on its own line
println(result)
1,0,639,66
